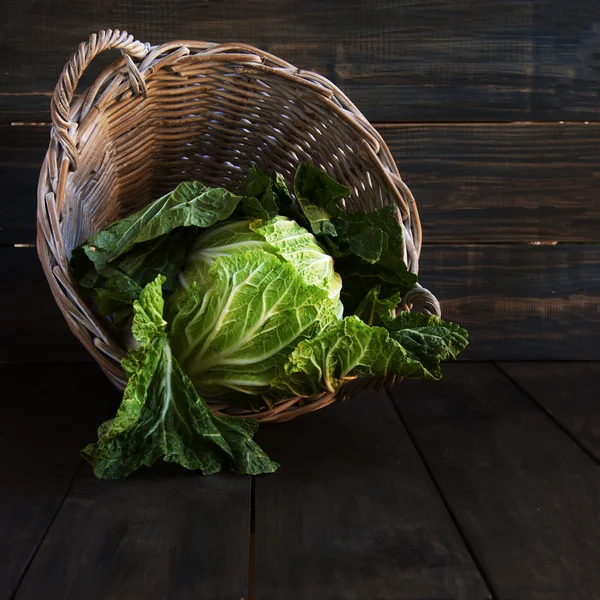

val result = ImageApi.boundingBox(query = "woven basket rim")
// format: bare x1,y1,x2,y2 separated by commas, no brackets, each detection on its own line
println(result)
37,29,440,422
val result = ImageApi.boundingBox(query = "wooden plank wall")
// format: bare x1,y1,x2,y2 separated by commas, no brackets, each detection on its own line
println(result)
1,0,598,361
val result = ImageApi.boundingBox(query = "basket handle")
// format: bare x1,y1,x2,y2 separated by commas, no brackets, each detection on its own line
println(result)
51,29,149,171
401,283,441,316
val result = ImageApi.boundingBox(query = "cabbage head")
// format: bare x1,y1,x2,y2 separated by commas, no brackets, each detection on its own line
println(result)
166,216,343,405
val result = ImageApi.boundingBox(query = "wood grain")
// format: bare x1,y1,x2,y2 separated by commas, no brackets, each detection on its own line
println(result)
4,243,599,362
1,0,600,122
391,363,600,600
11,367,252,600
0,126,49,244
15,472,251,600
385,123,600,243
4,123,600,245
253,389,489,600
15,471,251,600
499,362,600,461
0,246,90,362
418,243,600,360
0,364,112,600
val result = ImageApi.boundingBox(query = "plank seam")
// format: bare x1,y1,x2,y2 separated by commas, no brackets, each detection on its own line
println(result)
9,461,84,600
374,121,600,127
248,475,256,600
493,363,600,466
386,390,498,600
6,120,600,128
7,120,600,126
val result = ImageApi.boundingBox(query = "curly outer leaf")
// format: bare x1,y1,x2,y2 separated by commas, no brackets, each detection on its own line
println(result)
71,181,246,278
82,276,278,479
293,162,350,236
270,312,468,400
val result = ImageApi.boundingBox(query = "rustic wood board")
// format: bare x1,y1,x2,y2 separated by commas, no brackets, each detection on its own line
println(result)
385,123,600,243
10,364,253,600
2,0,600,122
0,246,88,362
0,364,111,600
418,243,600,360
4,243,599,362
499,362,600,462
3,123,600,245
391,363,600,600
0,126,49,244
15,469,252,600
253,389,490,599
4,363,600,599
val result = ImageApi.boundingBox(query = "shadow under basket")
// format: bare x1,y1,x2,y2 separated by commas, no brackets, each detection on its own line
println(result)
37,29,440,423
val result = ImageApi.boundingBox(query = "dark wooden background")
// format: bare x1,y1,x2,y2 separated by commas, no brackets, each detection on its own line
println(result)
1,0,599,362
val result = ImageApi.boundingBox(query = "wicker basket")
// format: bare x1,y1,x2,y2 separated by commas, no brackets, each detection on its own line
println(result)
37,30,440,423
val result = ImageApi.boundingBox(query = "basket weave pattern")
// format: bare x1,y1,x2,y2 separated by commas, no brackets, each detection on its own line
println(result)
37,30,440,422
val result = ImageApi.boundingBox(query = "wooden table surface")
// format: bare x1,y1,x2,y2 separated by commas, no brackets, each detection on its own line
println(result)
2,361,599,600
